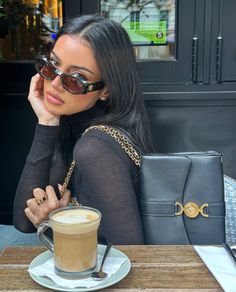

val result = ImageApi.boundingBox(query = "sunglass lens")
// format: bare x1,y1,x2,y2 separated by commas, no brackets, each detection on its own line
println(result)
62,75,84,94
36,59,57,80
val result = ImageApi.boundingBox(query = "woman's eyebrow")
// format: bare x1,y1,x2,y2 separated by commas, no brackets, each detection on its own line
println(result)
51,51,95,75
51,51,59,60
70,65,95,75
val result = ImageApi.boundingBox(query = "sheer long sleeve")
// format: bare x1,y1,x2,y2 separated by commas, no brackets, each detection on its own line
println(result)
73,130,144,244
13,124,67,232
14,124,144,244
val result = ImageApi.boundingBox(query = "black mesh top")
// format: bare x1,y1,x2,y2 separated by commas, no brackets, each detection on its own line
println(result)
13,124,144,244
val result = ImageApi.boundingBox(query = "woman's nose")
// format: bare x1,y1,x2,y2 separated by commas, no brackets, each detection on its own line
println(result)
51,75,63,91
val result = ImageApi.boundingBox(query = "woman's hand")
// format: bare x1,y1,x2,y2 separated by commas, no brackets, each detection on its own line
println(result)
25,185,71,226
28,74,60,126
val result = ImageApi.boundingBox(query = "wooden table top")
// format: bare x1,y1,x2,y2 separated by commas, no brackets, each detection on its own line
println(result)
0,245,222,291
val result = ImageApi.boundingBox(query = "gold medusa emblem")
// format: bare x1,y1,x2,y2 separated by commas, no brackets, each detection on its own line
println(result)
184,202,200,218
175,202,209,218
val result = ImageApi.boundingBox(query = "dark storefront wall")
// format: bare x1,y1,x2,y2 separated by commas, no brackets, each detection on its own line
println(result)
1,0,236,224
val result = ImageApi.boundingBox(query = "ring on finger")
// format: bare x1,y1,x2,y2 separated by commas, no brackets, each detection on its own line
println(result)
35,196,46,205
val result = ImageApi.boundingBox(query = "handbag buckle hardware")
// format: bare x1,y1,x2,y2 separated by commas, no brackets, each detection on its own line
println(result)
199,203,209,217
175,202,209,218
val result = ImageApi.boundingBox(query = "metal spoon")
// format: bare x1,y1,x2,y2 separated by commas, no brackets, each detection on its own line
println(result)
91,243,112,280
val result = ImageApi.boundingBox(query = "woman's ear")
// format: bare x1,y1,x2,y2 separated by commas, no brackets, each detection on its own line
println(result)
100,88,109,101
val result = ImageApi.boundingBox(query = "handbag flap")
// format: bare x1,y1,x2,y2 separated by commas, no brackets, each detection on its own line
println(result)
140,155,191,201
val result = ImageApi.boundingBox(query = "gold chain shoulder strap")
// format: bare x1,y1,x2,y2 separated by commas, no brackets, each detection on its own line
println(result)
83,125,141,167
59,160,80,206
60,160,76,196
60,124,141,205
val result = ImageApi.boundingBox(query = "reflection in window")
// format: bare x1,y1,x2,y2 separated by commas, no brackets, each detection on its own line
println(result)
101,0,176,61
0,0,62,61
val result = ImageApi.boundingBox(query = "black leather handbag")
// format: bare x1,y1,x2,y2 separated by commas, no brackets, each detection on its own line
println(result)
139,152,225,245
83,126,226,245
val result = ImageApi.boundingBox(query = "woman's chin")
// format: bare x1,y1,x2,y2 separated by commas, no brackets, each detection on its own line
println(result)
44,103,63,116
45,105,79,116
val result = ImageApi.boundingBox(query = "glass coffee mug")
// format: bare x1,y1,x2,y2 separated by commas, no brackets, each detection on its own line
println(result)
37,206,101,278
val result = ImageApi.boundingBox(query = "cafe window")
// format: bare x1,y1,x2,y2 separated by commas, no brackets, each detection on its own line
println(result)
101,0,176,61
0,0,63,61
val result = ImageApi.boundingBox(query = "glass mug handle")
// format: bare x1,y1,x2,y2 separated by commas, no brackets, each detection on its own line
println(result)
37,221,54,253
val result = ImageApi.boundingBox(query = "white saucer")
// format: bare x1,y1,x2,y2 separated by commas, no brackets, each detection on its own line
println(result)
28,244,131,291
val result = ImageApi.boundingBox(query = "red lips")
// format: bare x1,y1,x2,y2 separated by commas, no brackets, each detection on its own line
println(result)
45,91,64,105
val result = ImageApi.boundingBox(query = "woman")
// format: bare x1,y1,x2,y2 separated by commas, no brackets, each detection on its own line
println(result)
13,14,153,244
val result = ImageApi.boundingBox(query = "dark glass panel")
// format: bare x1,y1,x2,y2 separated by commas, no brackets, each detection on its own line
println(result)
0,0,63,61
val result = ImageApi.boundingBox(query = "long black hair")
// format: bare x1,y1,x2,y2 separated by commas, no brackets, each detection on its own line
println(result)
55,14,153,159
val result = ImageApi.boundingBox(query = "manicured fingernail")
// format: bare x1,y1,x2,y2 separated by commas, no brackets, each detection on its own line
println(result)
33,188,40,195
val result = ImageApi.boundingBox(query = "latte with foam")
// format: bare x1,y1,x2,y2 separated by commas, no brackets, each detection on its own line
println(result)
51,208,101,273
37,206,101,277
